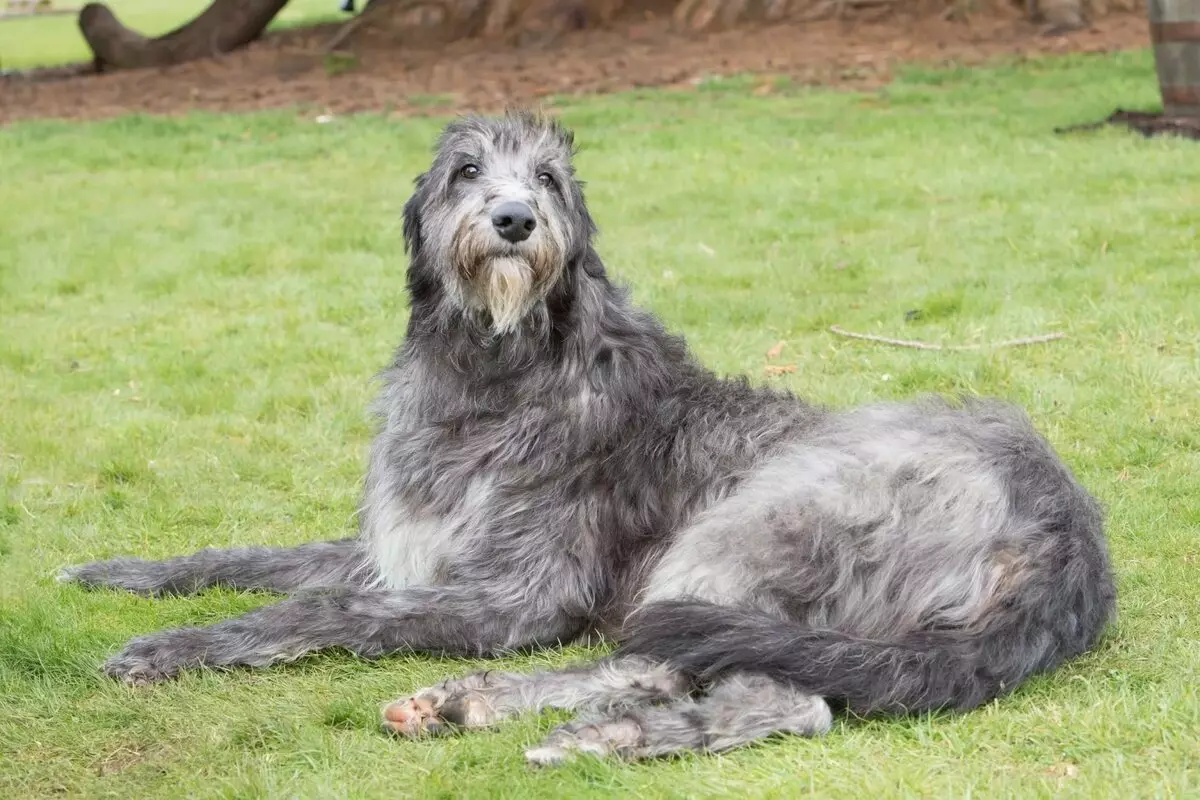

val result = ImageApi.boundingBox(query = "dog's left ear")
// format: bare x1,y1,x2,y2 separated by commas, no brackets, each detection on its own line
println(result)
565,179,600,272
402,172,429,256
580,247,607,279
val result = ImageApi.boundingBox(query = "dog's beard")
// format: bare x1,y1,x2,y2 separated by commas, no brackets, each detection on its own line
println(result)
477,255,535,335
450,218,566,336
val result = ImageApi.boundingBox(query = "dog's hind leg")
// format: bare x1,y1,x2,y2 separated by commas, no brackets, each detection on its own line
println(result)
58,537,372,596
524,672,832,765
381,655,692,737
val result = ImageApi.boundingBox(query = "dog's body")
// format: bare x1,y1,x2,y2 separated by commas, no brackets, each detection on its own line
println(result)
61,112,1115,763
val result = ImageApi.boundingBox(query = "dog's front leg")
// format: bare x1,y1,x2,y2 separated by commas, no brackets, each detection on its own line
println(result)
102,585,580,684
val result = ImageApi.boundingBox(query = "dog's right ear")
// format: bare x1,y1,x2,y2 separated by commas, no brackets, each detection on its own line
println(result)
402,172,428,256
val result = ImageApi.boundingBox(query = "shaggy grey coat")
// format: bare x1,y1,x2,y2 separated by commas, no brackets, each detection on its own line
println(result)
60,111,1116,764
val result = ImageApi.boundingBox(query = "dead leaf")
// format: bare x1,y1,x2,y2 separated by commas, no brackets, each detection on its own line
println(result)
95,745,146,777
764,364,796,376
766,340,787,360
1045,763,1080,787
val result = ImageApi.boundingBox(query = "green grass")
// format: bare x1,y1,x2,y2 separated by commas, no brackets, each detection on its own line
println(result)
0,0,338,70
2,50,1199,798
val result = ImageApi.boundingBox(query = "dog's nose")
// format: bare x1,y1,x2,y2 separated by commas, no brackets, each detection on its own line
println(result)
491,201,536,243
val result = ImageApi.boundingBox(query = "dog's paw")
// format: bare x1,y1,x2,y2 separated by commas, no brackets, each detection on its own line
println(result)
56,561,108,586
102,634,191,685
381,673,508,738
56,558,160,594
381,688,453,737
524,718,642,766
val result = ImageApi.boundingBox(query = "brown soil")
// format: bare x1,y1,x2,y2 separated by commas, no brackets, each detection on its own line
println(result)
0,8,1156,125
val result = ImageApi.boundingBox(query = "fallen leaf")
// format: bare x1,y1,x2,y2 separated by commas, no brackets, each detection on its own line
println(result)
764,364,796,376
1046,763,1080,786
766,340,787,360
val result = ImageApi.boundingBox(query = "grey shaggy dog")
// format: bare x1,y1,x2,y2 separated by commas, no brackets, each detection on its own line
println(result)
60,110,1116,765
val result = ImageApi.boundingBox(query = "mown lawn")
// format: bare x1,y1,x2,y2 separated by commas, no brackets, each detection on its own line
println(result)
1,50,1198,798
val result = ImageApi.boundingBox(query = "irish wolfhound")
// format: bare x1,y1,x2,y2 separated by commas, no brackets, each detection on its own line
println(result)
60,111,1116,765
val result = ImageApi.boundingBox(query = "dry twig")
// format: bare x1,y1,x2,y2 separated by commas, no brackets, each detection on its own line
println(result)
322,13,370,53
828,325,1065,351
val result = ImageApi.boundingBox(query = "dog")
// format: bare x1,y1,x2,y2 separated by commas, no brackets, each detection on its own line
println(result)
60,110,1116,764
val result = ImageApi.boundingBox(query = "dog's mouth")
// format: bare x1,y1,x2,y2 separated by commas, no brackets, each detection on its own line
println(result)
488,240,530,258
457,245,528,281
449,219,566,334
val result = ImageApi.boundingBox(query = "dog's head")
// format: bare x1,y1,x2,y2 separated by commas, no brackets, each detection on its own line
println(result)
402,110,597,336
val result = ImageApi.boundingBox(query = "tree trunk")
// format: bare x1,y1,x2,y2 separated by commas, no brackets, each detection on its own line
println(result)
78,0,292,71
1149,0,1200,118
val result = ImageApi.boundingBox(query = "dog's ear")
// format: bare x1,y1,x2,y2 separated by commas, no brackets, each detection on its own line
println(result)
581,247,607,279
402,172,428,256
565,179,600,274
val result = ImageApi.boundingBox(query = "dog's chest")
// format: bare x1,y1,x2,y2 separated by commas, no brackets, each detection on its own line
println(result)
362,435,512,590
360,375,617,590
362,495,447,590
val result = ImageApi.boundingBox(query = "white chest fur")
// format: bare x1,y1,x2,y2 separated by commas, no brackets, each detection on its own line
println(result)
364,497,447,590
362,474,500,590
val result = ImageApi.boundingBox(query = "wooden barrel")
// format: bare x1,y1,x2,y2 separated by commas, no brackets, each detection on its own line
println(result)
1149,0,1200,118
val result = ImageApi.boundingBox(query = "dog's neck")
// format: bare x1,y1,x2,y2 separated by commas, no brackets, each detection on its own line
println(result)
398,248,695,417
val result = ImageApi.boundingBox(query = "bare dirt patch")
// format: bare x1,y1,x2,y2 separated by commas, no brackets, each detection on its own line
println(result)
0,8,1155,125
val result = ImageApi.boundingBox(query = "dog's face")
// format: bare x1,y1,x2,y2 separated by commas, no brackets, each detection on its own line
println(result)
403,111,595,335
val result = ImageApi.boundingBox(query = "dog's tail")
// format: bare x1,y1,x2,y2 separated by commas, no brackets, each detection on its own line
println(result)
616,599,1098,716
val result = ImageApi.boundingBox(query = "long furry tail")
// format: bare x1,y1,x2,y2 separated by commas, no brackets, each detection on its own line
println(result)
616,600,1063,716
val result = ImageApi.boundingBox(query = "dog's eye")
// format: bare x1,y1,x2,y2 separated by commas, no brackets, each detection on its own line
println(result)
460,164,480,179
536,172,555,188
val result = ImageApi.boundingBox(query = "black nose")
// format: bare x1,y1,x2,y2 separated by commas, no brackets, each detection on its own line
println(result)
491,201,536,243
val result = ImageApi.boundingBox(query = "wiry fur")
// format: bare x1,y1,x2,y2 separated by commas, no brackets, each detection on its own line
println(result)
60,111,1116,765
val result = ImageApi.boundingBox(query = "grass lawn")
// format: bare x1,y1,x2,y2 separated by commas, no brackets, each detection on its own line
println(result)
2,50,1199,798
0,0,339,70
